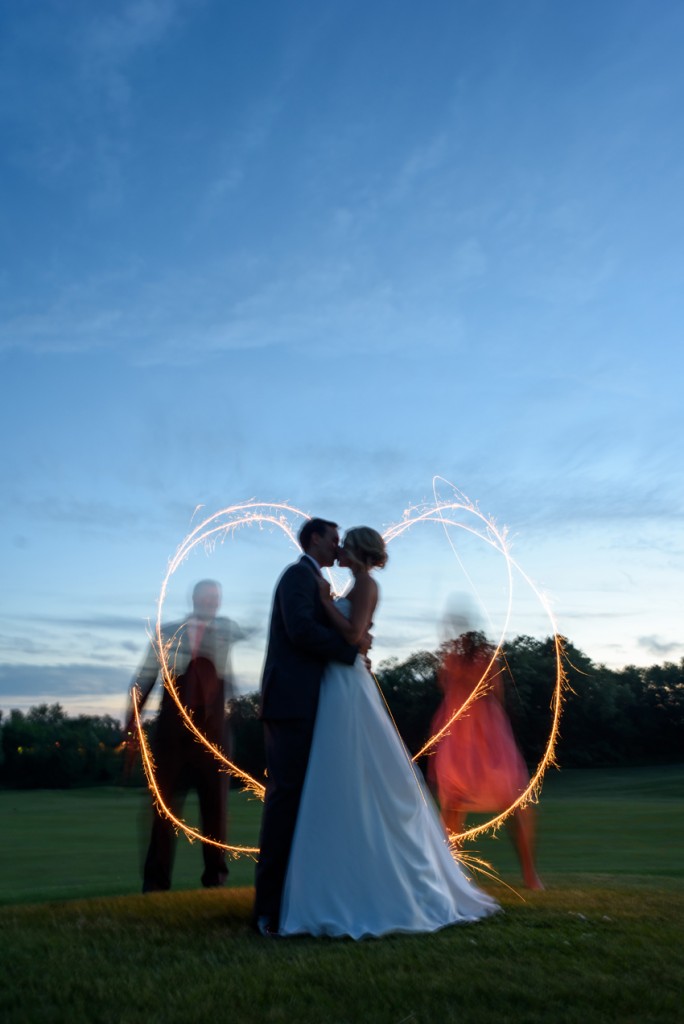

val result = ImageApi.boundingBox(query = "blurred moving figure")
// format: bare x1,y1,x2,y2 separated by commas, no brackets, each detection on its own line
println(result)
124,579,248,892
428,620,544,891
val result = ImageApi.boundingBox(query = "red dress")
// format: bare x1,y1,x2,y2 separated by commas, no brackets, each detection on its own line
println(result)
428,650,529,812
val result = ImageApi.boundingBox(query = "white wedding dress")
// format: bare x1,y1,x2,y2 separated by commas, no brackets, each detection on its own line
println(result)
279,599,500,939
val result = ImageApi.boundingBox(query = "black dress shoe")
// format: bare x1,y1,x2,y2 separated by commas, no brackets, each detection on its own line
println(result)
255,915,280,938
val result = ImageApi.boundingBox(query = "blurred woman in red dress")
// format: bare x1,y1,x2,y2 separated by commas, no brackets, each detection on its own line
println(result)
429,627,543,890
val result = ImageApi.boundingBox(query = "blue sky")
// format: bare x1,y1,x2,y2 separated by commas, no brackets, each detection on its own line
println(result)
1,0,682,721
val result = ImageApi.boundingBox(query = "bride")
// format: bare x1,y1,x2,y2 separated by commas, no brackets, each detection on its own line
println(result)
278,526,500,938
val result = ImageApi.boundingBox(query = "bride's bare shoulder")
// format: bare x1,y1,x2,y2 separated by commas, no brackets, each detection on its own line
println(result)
349,572,378,605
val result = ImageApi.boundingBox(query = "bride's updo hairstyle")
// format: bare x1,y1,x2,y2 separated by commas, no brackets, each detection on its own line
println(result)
343,527,388,570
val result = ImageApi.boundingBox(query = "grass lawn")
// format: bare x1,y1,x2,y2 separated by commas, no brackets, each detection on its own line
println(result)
0,765,682,1023
0,784,261,903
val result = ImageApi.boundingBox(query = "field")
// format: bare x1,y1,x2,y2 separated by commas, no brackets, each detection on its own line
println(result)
0,765,682,1023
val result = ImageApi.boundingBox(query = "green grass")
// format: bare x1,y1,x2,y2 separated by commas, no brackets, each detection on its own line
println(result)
0,785,261,903
471,763,684,885
2,764,681,904
0,885,681,1024
0,765,682,1024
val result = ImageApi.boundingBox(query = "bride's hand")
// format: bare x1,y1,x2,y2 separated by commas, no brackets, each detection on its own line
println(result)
358,629,373,657
317,577,332,602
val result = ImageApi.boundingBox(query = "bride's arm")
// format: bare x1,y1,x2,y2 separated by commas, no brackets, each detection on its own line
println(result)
319,574,378,645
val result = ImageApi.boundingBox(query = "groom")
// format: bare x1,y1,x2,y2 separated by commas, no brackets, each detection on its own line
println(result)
254,517,364,935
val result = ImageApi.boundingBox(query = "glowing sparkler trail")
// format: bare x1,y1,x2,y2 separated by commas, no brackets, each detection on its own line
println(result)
151,503,309,793
385,477,568,846
131,684,259,857
431,475,507,637
129,503,316,850
132,490,567,863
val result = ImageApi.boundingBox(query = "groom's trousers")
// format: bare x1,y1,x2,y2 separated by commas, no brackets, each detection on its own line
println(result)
142,658,230,892
254,718,316,925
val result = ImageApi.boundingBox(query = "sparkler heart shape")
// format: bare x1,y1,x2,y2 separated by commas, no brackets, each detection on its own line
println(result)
133,483,566,858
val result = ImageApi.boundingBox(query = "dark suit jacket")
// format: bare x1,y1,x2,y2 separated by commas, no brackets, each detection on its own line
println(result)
132,616,245,743
260,556,358,720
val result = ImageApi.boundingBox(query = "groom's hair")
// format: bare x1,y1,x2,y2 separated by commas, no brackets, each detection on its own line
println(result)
299,517,338,552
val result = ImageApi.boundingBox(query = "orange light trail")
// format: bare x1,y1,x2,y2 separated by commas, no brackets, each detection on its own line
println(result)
385,478,569,847
132,489,567,861
131,683,259,857
131,504,312,846
149,503,308,797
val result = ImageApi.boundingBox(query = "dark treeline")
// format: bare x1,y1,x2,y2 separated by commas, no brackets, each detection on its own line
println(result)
0,704,124,789
380,636,684,772
1,635,682,789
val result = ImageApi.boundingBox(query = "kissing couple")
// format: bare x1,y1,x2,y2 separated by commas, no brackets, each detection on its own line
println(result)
254,517,500,939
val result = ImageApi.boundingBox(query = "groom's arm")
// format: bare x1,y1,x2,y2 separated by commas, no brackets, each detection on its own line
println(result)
122,634,163,736
278,565,357,665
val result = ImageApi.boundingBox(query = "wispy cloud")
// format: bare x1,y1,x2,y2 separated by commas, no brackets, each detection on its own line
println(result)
0,495,146,533
637,635,683,659
0,2,185,198
385,132,449,204
0,272,134,355
200,91,287,214
0,662,129,699
80,0,184,67
27,613,146,632
3,256,444,362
